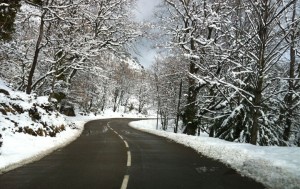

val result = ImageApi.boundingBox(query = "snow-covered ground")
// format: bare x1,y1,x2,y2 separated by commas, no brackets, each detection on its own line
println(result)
129,120,300,189
0,111,148,174
1,76,299,188
0,79,149,174
0,116,84,173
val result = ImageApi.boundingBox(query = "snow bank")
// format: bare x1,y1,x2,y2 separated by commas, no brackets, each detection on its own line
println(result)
129,120,300,189
0,116,86,174
0,79,81,173
0,78,149,174
0,112,150,174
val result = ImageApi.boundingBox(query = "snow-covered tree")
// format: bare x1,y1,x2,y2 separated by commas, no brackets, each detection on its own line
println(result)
0,0,143,115
0,0,20,41
276,0,300,145
214,0,298,145
156,0,300,146
159,0,233,135
151,54,187,131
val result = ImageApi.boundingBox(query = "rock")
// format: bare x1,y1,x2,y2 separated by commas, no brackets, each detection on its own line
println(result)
51,92,66,103
23,126,37,136
0,88,9,96
11,103,24,114
0,108,7,115
60,105,75,116
40,104,54,113
0,133,2,148
28,105,41,121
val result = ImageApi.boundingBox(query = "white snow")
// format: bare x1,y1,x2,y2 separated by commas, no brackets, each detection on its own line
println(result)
0,79,148,174
129,120,300,189
0,110,151,172
2,76,299,188
0,3,9,7
0,112,149,174
0,80,84,173
0,118,84,173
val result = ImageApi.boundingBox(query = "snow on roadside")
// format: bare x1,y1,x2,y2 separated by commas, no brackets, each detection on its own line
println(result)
0,79,84,173
0,116,85,174
129,120,300,189
0,78,150,174
0,112,149,174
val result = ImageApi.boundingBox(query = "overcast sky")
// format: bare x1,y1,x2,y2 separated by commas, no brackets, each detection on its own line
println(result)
134,0,161,22
132,0,161,68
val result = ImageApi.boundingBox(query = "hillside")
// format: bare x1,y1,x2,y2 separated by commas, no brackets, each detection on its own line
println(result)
0,79,82,172
0,79,70,138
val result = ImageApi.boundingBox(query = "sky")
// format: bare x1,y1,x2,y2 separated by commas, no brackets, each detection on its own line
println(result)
132,0,161,68
134,0,161,22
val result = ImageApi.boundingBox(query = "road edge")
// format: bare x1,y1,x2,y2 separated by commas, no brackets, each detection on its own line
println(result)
127,121,272,189
0,120,86,174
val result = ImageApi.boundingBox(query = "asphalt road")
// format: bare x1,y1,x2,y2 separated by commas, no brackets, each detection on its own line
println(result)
0,118,265,189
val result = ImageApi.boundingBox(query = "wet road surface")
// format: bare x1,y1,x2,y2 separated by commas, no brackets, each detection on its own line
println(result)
0,118,265,189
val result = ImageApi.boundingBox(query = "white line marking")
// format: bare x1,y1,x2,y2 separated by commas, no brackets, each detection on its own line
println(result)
127,151,131,167
120,175,129,189
107,122,131,189
124,140,129,148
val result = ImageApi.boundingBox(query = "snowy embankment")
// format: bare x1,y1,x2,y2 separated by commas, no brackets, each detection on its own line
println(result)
129,120,300,189
0,79,148,174
0,116,86,174
0,79,87,173
0,111,147,174
0,111,148,174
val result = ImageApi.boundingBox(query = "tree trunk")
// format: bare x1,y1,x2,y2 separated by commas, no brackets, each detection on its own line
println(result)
183,38,200,135
250,5,268,144
283,1,297,142
250,72,264,145
138,87,143,113
175,79,182,133
26,12,45,94
113,89,119,112
283,47,295,141
155,74,160,130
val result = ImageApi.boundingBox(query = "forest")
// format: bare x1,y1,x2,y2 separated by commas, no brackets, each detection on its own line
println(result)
1,0,300,146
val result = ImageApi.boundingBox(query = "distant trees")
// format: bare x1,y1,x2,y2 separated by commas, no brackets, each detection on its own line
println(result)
111,60,137,112
0,0,147,115
152,55,186,130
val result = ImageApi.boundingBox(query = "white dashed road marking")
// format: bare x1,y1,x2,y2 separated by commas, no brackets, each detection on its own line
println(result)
127,151,131,167
124,140,129,148
107,122,131,189
121,175,130,189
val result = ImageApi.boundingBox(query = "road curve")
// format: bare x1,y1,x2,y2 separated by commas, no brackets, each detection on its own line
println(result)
0,118,265,189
